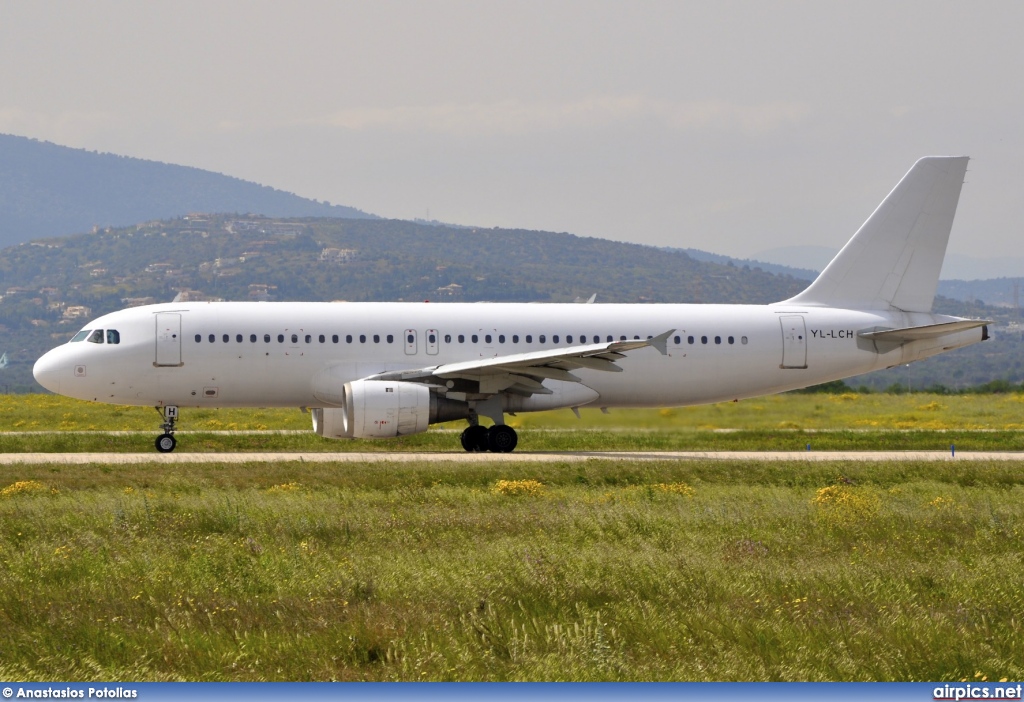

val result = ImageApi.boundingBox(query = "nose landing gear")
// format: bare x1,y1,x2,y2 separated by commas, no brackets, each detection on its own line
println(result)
155,405,178,453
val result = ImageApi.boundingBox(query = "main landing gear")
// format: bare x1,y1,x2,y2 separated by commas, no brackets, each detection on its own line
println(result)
155,405,178,453
460,423,518,453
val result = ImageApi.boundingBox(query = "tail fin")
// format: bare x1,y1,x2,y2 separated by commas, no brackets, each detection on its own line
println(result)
780,156,969,312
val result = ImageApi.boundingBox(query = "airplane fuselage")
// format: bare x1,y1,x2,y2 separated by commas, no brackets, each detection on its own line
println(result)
33,300,983,410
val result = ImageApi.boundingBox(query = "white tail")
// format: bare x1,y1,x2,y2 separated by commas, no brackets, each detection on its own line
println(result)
782,156,969,313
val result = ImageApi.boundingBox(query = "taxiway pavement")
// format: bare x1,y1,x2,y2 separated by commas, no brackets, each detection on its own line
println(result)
0,450,1021,464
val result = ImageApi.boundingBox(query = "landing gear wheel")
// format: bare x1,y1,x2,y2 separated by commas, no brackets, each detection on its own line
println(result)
487,424,518,453
460,425,490,452
155,433,177,453
154,405,179,453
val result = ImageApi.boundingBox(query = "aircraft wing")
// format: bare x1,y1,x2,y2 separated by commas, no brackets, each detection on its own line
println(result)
366,329,675,396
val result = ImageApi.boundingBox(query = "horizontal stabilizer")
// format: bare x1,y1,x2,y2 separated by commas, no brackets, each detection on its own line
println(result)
858,320,990,343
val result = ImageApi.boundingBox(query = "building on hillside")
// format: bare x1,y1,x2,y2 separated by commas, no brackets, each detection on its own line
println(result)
121,297,156,308
436,283,463,296
62,306,92,320
248,284,277,302
319,248,358,264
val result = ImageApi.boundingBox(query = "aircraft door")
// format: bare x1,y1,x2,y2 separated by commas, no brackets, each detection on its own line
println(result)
404,329,417,355
779,315,807,369
425,329,439,355
155,313,183,367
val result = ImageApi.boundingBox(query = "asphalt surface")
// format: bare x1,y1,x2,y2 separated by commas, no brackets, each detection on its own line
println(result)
1,450,1021,464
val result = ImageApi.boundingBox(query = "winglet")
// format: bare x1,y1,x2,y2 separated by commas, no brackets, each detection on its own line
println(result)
649,329,674,356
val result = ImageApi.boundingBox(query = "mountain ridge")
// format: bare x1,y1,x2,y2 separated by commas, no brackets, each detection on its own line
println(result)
0,133,375,249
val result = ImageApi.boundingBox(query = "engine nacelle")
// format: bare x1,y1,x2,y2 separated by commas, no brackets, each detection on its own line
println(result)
312,379,469,439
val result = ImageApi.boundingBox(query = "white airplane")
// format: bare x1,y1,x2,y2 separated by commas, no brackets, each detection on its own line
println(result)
33,156,989,453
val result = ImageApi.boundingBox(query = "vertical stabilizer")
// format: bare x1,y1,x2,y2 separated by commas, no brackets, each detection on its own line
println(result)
780,156,969,312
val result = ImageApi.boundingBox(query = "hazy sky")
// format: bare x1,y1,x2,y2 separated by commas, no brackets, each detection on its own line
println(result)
1,1,1022,262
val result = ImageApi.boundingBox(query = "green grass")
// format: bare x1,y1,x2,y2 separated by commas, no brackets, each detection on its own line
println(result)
1,460,1022,681
3,393,1024,453
4,392,1024,433
2,428,1024,454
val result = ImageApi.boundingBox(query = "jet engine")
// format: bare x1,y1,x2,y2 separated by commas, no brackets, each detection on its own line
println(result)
311,379,468,439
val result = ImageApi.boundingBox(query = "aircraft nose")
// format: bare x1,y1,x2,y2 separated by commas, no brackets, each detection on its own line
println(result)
33,350,63,394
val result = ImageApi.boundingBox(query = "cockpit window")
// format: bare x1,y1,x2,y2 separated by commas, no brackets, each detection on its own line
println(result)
87,330,104,344
106,330,120,345
71,330,91,342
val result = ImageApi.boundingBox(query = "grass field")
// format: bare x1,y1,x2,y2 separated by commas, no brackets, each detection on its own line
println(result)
2,394,1022,681
0,459,1022,681
2,392,1024,453
4,391,1024,432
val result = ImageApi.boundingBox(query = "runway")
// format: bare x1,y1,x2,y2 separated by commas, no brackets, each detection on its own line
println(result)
1,450,1022,464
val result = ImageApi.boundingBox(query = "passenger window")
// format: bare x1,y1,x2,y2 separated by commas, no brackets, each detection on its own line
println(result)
209,334,215,343
688,336,695,344
319,334,325,343
512,335,519,343
373,334,380,343
526,335,532,343
620,336,627,341
444,334,452,343
88,330,104,344
305,335,311,343
539,335,546,343
332,335,339,343
236,334,243,343
291,334,298,344
701,336,708,344
407,334,414,344
106,330,120,344
485,334,491,343
715,336,721,344
728,336,734,344
741,336,748,345
429,333,437,343
606,335,613,343
278,334,285,343
553,335,560,343
567,335,573,343
195,334,202,343
673,335,681,345
346,335,352,343
387,334,394,343
71,330,91,342
250,334,257,343
498,334,505,343
472,335,478,343
458,334,465,343
359,335,366,343
264,334,271,343
223,334,229,343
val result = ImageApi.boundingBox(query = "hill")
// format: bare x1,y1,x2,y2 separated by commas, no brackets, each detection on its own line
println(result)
0,134,375,249
0,215,1019,393
685,246,1024,310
